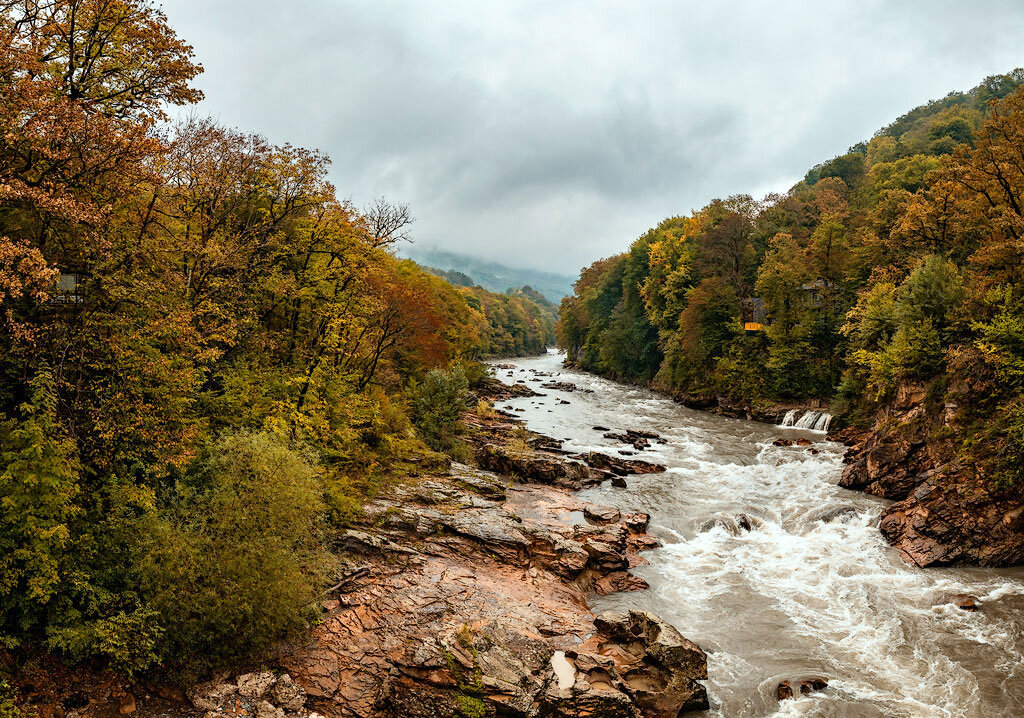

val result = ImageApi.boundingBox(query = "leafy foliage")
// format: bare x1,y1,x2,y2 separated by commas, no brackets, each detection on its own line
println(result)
0,0,532,676
411,365,471,454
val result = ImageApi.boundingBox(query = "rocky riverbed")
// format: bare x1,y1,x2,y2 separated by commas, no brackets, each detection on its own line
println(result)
5,365,711,718
271,391,710,717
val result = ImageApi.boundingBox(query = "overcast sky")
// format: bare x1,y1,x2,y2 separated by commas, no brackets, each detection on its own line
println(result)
164,0,1024,274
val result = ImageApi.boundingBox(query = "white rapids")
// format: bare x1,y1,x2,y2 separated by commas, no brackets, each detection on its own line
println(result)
492,349,1024,717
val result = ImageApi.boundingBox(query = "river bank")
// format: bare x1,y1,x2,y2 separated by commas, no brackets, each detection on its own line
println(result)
6,367,710,718
11,351,1024,718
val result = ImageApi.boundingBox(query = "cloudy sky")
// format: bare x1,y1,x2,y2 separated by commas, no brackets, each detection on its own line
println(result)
164,0,1024,274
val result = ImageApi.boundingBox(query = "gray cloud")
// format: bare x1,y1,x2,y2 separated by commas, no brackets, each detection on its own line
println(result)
165,0,1024,273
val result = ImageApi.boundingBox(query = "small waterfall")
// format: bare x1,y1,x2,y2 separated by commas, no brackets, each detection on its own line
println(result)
813,412,833,432
784,409,833,431
794,410,820,429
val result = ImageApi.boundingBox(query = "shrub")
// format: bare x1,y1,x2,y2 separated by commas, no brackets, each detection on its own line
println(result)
136,431,330,672
0,678,22,718
410,365,469,453
46,607,163,677
0,368,80,649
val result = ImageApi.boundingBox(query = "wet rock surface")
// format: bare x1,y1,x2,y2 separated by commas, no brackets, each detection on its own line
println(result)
270,390,706,718
188,673,312,717
837,382,1024,567
577,451,667,476
776,678,827,701
274,460,702,717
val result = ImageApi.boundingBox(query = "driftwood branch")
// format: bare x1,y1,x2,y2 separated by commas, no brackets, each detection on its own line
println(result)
322,567,370,595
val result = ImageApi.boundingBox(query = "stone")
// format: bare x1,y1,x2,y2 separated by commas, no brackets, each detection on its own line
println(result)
773,438,793,447
799,678,828,694
118,695,135,715
579,451,666,476
476,443,590,487
270,674,306,712
699,515,739,535
594,571,649,595
237,672,276,700
624,513,650,532
610,476,627,488
777,681,794,700
187,683,238,711
583,505,621,524
255,701,284,718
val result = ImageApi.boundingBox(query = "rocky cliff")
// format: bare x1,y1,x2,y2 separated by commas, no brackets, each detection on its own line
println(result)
837,382,1024,567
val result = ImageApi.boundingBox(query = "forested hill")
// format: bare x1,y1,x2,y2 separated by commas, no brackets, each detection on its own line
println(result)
559,68,1024,407
0,1,550,678
557,69,1024,564
404,246,575,302
420,264,559,350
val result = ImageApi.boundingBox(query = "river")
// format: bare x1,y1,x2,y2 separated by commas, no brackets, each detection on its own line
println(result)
491,349,1024,717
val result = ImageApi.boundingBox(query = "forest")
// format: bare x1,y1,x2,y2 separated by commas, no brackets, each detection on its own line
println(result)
0,0,552,679
557,69,1024,491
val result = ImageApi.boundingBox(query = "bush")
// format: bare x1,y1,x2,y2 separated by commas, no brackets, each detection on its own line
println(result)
0,368,80,649
46,607,163,677
410,365,469,453
0,678,22,718
137,431,330,672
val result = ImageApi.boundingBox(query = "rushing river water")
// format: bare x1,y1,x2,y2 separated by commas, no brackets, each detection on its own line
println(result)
491,349,1024,717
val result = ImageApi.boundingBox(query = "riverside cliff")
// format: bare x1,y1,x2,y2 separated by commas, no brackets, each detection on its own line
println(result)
838,381,1024,567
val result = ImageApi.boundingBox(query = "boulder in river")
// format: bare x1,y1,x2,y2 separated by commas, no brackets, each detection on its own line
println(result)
949,593,981,611
777,678,828,701
579,451,666,476
698,515,740,535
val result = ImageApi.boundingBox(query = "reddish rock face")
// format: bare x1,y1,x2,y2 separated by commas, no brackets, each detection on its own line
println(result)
275,457,707,718
838,381,1024,567
578,451,666,476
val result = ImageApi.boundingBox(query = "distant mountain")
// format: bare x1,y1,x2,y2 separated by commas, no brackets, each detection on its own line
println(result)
403,247,574,303
421,266,475,288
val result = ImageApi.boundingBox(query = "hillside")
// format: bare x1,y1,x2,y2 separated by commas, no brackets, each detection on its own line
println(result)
403,246,574,302
557,69,1024,566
